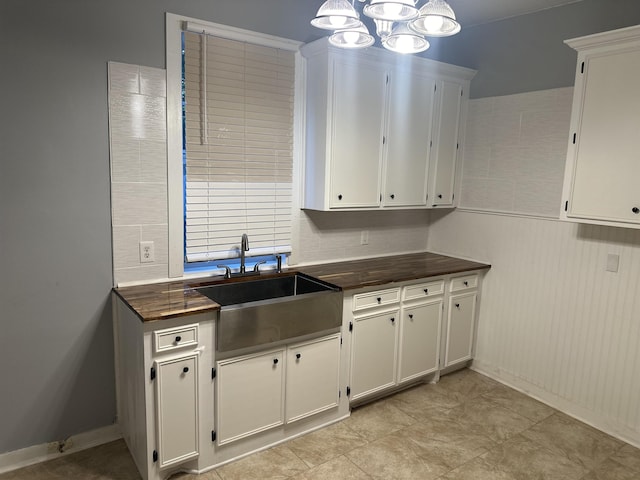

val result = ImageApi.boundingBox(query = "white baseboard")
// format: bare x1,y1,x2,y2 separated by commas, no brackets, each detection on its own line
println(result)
471,360,640,449
0,424,122,474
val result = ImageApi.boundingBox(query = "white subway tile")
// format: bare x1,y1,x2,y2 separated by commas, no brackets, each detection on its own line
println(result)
112,226,141,270
110,137,140,183
111,183,168,226
140,66,166,98
140,140,167,183
109,62,139,94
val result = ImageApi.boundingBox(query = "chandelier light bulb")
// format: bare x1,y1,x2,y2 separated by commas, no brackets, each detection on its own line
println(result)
329,15,348,27
343,30,361,44
424,15,444,31
382,3,403,18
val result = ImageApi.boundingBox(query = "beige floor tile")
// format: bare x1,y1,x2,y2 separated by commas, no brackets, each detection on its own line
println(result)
445,396,535,443
399,416,496,470
580,458,639,480
343,397,417,442
289,456,371,480
388,383,465,419
438,455,517,480
287,421,368,467
345,432,449,480
215,445,308,480
482,384,555,422
169,470,223,480
521,413,624,470
608,444,640,473
437,368,501,398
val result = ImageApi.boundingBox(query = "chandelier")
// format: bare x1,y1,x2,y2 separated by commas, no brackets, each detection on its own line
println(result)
311,0,461,54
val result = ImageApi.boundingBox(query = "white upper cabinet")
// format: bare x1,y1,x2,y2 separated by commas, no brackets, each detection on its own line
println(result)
562,25,640,228
429,80,464,207
301,39,475,211
383,70,435,207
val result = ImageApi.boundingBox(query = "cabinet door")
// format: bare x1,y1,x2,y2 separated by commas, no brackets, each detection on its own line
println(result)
398,300,442,383
383,72,435,207
286,334,340,423
350,309,399,400
216,349,284,445
430,80,463,207
568,49,640,223
155,354,199,468
329,58,386,208
445,292,477,367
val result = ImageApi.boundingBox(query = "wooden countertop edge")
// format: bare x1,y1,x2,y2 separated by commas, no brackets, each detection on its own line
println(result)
113,252,490,322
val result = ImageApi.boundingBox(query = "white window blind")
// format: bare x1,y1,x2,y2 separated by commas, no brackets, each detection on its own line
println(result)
183,31,294,263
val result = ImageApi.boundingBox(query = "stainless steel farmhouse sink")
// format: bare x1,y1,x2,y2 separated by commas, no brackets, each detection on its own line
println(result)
192,273,343,352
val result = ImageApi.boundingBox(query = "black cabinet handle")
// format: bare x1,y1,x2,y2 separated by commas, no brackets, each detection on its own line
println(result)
175,336,182,343
424,288,429,294
377,297,382,303
633,207,640,214
296,353,301,360
408,314,413,319
338,194,343,200
390,317,395,324
438,194,443,199
390,194,395,199
463,281,469,286
273,358,279,365
455,303,460,308
182,367,189,373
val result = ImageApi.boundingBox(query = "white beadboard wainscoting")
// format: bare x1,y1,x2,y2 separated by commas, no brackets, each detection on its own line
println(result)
428,209,640,446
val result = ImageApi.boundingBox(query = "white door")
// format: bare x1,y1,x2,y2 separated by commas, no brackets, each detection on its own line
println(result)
286,334,340,423
383,71,435,207
216,349,284,445
350,309,399,400
430,80,463,207
329,58,386,208
569,49,640,223
155,354,199,468
398,300,442,383
445,292,477,367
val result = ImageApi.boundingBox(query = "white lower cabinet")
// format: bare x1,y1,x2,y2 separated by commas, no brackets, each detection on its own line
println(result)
216,333,341,445
350,308,400,401
347,273,481,403
216,349,285,446
398,300,442,383
154,354,199,468
444,274,479,368
286,334,341,423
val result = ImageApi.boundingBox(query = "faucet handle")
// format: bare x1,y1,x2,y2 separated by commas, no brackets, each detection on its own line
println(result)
253,260,267,273
216,265,232,279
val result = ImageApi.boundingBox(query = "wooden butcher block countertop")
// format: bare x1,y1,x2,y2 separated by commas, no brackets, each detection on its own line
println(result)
114,252,490,322
300,251,490,290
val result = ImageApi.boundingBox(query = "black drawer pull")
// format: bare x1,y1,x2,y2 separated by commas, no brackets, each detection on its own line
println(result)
377,297,382,303
633,207,640,214
408,314,413,319
463,281,469,286
182,367,189,373
390,194,395,199
273,358,279,365
338,194,343,200
296,353,301,360
390,317,395,323
424,288,429,294
175,336,182,343
455,303,460,308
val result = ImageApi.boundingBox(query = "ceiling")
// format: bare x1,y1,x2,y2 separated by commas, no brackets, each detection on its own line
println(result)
446,0,584,27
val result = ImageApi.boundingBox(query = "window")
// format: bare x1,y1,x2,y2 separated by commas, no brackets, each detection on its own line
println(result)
166,15,301,277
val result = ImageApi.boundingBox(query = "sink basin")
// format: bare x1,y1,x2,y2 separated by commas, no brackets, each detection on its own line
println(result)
193,273,343,352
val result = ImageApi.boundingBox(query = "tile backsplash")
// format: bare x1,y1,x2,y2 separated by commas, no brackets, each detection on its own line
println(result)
108,62,169,285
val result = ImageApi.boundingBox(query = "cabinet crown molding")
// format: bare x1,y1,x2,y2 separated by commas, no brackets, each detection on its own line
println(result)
565,24,640,51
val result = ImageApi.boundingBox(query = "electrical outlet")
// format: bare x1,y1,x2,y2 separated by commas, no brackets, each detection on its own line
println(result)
360,230,369,245
140,241,155,263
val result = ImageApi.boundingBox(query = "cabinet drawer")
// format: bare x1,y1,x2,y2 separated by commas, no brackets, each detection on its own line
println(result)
353,288,400,311
154,324,199,354
403,280,444,301
450,274,478,292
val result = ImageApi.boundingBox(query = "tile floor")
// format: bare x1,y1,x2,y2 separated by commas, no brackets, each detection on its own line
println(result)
2,369,640,480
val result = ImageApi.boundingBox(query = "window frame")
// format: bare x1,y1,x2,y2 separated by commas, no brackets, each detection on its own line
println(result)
165,13,303,278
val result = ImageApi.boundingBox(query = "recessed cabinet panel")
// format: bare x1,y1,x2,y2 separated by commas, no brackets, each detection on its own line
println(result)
155,354,199,468
286,334,340,423
398,301,442,383
329,58,386,208
430,81,463,207
445,292,477,367
383,71,435,207
350,309,399,400
216,349,284,445
569,50,640,223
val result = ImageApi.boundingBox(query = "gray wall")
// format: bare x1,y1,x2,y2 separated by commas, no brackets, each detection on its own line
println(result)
0,0,638,455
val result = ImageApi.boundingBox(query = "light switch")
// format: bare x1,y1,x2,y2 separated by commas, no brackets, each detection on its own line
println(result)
606,253,619,273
